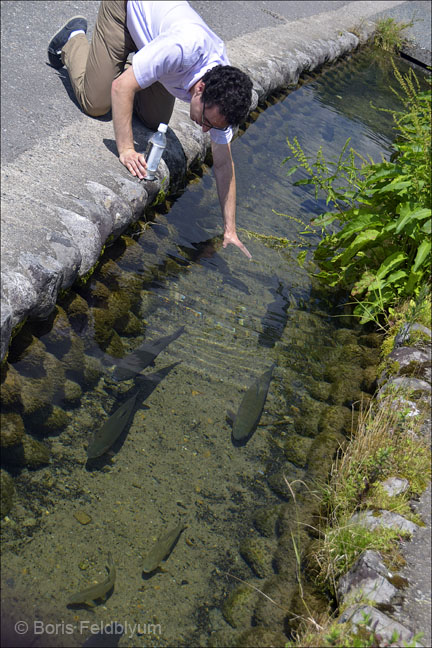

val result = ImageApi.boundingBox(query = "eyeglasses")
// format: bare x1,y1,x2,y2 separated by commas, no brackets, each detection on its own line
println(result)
201,103,229,132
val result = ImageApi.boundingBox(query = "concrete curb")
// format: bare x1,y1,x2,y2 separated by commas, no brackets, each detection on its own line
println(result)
0,2,405,361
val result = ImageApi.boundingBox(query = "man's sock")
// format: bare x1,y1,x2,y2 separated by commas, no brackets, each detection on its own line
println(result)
69,30,85,40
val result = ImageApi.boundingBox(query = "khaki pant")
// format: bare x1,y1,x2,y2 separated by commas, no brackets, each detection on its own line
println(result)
61,0,175,129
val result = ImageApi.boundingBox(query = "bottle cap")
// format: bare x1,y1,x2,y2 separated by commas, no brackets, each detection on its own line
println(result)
158,123,168,133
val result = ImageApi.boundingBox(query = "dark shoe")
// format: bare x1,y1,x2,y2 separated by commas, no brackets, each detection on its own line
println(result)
47,16,87,69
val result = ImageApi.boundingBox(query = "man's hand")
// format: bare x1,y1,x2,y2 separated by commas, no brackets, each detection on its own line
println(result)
223,231,252,259
119,148,148,180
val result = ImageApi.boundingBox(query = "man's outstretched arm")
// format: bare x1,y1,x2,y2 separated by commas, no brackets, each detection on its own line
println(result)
111,66,147,180
211,140,252,259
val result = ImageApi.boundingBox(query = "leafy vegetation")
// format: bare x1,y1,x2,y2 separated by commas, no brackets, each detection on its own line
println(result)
373,16,414,53
283,61,431,325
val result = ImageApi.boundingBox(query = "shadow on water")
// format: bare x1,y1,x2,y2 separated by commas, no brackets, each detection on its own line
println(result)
1,47,429,648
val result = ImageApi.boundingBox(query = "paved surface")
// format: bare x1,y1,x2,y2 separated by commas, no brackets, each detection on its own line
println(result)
1,1,430,163
0,1,431,644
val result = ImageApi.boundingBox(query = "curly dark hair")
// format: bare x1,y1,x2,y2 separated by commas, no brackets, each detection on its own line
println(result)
201,65,253,127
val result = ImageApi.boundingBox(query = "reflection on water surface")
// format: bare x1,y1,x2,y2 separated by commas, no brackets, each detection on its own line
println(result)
1,48,426,647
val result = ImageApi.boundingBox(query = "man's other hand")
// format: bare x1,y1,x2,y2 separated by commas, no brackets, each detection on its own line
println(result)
223,231,252,259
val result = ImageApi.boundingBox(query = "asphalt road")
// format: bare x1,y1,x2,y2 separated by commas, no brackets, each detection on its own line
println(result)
3,0,430,165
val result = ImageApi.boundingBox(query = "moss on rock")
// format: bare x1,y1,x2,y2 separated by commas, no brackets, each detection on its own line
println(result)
41,306,73,356
0,365,23,407
253,505,282,538
222,584,258,628
319,405,352,435
293,394,326,438
0,469,15,517
306,429,346,482
284,433,313,468
104,330,126,357
61,334,86,376
13,336,47,378
3,434,50,467
83,355,104,388
0,412,25,447
235,625,287,647
253,574,295,628
20,375,56,416
239,536,275,578
306,378,332,402
62,379,82,406
38,405,70,434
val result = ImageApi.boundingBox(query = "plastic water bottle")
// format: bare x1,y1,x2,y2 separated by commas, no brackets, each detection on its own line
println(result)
144,123,168,180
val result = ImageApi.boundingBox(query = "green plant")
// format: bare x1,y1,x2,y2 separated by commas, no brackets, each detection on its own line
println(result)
283,62,431,325
373,17,414,53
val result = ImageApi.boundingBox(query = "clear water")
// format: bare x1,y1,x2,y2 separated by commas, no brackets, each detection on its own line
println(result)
1,48,427,647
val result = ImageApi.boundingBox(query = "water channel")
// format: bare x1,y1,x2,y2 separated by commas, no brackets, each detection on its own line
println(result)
1,47,426,647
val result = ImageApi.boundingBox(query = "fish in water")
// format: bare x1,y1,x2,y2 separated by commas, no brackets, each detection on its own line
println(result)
87,391,139,459
142,522,187,574
112,326,185,381
87,362,180,459
229,364,276,442
68,552,116,607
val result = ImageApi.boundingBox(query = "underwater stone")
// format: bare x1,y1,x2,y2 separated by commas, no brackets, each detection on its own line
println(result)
104,329,126,357
362,365,378,393
283,433,313,468
13,335,48,379
0,365,23,407
307,429,346,482
359,332,383,348
41,306,73,355
273,526,312,577
39,405,70,434
293,394,326,438
267,463,305,501
120,311,145,337
359,346,380,369
62,291,89,326
90,280,111,305
328,378,359,406
62,333,86,376
289,583,330,633
253,505,282,538
253,574,296,629
82,355,104,388
3,434,50,467
91,305,115,347
319,404,351,435
43,351,66,393
235,626,287,648
107,290,132,327
0,469,15,518
239,536,275,579
96,258,123,289
62,379,82,406
324,362,360,384
20,374,56,416
340,343,364,365
0,412,25,447
221,584,258,629
306,378,332,402
334,329,359,346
